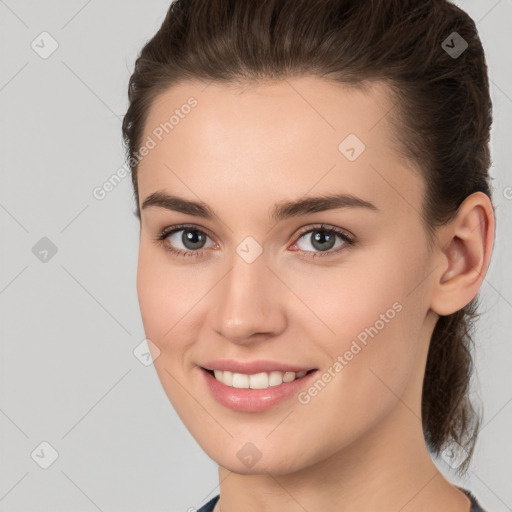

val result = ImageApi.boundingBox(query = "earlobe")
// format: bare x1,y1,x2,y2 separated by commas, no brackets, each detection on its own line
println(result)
430,192,495,316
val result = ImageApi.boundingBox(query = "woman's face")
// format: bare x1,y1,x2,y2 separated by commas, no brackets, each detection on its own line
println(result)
136,77,438,474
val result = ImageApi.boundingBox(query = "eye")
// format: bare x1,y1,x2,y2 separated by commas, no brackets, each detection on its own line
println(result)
291,224,355,258
156,224,216,258
155,223,355,259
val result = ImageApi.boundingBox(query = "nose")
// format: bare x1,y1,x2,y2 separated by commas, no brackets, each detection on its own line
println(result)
209,252,287,344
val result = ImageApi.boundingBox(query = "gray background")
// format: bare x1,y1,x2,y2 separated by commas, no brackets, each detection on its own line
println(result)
0,0,511,511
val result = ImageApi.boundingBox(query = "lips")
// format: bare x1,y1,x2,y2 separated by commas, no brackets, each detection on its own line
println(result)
200,364,320,412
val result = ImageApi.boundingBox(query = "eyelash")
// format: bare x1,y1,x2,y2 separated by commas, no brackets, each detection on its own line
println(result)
154,223,355,260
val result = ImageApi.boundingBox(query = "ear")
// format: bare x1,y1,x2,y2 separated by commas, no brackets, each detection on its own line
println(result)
430,191,495,316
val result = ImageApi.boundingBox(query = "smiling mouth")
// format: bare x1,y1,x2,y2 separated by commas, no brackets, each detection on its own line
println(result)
202,367,317,389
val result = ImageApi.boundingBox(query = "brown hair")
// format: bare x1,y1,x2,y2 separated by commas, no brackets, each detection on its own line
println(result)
122,0,493,474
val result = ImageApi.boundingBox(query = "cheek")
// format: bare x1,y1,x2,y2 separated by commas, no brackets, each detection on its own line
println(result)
136,247,190,346
135,248,199,405
288,253,407,343
136,250,167,338
136,245,218,361
290,244,428,397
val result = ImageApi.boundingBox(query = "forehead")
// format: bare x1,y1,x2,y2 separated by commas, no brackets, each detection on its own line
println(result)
137,77,424,221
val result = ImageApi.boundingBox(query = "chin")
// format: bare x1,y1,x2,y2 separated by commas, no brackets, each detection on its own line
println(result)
199,438,314,476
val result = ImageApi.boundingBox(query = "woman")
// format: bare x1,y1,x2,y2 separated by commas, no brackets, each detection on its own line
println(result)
122,0,494,510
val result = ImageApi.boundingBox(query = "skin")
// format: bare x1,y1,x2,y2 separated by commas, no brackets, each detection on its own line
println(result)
135,77,494,512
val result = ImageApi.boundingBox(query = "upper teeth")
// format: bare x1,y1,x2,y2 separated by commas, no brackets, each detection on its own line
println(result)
212,370,308,389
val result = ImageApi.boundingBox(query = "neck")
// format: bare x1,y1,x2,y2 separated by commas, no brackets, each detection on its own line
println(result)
214,388,470,512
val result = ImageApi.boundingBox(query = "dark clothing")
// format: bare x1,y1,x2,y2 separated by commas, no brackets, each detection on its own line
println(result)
196,495,218,512
196,486,487,511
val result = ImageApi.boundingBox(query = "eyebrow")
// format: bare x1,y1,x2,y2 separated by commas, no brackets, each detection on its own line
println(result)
141,190,378,223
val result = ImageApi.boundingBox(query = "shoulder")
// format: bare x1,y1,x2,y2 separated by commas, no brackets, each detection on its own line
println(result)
196,495,220,512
